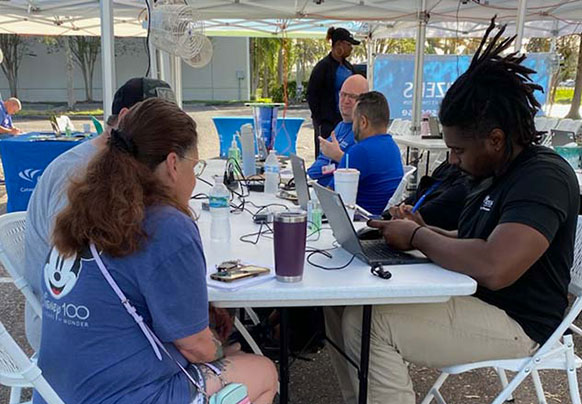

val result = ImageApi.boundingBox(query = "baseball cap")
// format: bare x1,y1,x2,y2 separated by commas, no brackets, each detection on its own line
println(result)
331,28,360,45
111,77,176,115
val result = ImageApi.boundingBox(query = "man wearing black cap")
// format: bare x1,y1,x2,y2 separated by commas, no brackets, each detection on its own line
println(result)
23,77,175,351
307,27,360,158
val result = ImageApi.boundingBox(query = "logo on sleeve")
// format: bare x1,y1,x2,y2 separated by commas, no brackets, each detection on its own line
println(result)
44,247,93,299
480,195,494,212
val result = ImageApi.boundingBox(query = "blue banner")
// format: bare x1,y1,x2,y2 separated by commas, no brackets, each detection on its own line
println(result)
373,53,551,119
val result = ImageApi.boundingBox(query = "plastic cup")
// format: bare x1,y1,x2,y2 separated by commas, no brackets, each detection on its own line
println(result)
273,211,307,282
83,123,91,134
334,168,360,206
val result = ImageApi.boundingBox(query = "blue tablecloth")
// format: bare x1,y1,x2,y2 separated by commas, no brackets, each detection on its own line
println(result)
212,116,304,157
0,132,91,212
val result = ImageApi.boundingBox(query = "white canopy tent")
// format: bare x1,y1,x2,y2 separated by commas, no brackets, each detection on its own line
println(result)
1,0,581,125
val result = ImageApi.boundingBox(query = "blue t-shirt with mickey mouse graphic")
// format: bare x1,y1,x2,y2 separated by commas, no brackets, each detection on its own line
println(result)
34,206,208,404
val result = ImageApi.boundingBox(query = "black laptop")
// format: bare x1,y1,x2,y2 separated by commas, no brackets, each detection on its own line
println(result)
312,183,429,266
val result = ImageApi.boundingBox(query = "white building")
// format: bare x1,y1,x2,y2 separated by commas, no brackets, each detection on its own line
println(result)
0,36,250,102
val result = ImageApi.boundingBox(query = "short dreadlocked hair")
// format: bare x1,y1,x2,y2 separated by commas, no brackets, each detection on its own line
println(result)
439,16,544,147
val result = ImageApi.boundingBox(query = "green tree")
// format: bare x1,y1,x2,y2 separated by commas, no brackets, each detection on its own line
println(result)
70,36,101,102
251,38,280,98
40,36,76,108
0,34,29,97
566,34,582,119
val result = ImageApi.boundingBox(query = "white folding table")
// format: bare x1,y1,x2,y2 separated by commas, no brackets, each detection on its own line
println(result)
192,160,477,404
393,135,449,175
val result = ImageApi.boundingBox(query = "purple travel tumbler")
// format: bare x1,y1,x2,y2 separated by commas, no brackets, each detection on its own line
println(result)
273,211,307,282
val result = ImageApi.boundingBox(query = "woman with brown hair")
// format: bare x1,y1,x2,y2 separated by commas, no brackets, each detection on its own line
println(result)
34,98,278,404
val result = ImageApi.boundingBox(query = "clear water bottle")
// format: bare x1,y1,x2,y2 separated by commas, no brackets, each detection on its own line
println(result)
264,150,280,194
209,177,231,242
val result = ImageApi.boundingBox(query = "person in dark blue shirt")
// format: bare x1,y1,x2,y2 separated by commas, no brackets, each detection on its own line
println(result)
0,97,22,136
331,91,403,215
307,74,368,187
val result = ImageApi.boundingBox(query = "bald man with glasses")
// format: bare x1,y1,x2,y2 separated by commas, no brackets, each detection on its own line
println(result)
307,74,369,187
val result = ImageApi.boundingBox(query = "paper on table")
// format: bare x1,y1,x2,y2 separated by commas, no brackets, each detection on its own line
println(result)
207,265,276,291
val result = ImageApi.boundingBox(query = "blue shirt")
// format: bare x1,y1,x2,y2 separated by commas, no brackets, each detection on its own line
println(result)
333,134,403,215
334,65,352,113
35,206,208,404
0,101,13,129
307,121,355,187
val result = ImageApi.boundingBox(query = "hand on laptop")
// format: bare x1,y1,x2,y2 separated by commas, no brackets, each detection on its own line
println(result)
368,219,421,251
319,131,344,162
389,204,427,227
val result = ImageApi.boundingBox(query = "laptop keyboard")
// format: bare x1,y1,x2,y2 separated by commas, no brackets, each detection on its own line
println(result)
360,240,428,264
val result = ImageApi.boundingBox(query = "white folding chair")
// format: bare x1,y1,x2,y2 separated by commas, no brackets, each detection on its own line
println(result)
0,212,42,317
422,216,582,404
389,118,402,135
535,116,547,132
0,322,64,404
545,117,560,132
384,165,417,211
401,120,412,136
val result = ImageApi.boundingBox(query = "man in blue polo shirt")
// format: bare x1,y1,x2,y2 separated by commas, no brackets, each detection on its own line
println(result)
307,74,368,186
332,91,403,215
0,97,22,136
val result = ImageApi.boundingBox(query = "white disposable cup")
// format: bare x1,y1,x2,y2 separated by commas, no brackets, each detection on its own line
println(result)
83,123,91,133
334,168,360,207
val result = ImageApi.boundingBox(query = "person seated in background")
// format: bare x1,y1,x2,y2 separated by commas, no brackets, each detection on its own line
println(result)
307,74,369,186
385,160,471,230
24,77,176,351
35,98,278,404
0,97,22,135
342,19,578,403
331,91,403,215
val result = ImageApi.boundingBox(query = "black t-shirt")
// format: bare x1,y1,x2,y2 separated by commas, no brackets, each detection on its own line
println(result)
458,145,579,344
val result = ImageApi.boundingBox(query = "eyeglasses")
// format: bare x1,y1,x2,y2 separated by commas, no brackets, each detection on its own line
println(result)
182,155,207,177
370,264,392,280
340,91,359,101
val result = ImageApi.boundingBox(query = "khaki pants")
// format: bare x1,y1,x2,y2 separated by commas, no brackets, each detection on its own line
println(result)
330,296,538,404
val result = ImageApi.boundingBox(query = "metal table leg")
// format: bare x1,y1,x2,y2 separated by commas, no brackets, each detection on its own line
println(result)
406,146,410,165
279,307,289,404
425,150,431,174
358,305,373,404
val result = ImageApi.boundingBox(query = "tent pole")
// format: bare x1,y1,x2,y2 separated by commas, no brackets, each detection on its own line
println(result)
172,56,183,108
515,0,527,53
367,32,375,90
100,0,116,121
246,37,251,100
148,41,158,79
159,50,171,84
547,20,560,115
411,0,428,136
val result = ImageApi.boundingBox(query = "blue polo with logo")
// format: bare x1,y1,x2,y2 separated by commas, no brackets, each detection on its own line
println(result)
307,121,355,187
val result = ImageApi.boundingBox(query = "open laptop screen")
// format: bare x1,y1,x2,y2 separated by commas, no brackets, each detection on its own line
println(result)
290,153,311,211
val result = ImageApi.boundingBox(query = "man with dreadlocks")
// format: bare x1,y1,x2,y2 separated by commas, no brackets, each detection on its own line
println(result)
338,17,579,403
